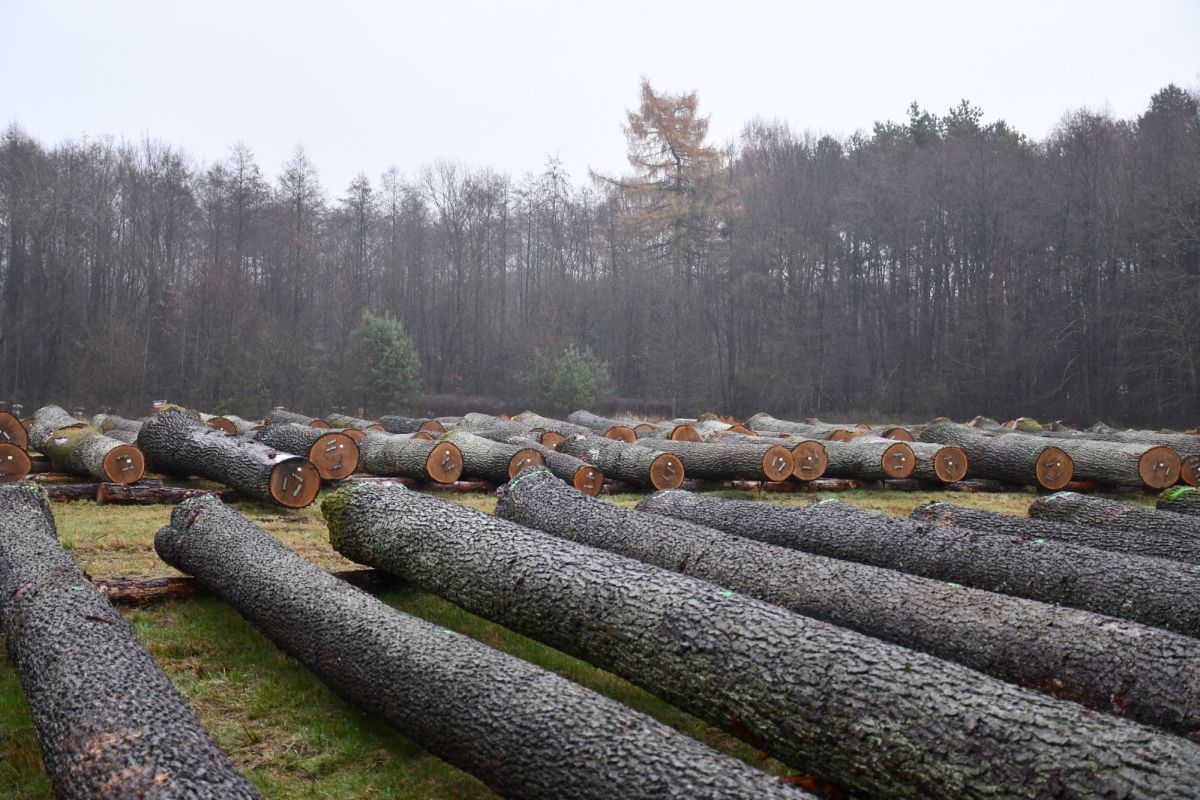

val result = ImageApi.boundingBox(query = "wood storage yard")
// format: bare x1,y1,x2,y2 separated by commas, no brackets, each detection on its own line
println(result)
2,404,1200,799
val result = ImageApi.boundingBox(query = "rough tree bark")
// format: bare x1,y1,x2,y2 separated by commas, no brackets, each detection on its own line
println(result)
631,491,1200,638
39,426,145,484
0,483,260,799
223,415,262,436
510,411,591,438
907,441,969,483
137,410,320,508
441,431,543,483
1030,492,1200,539
28,405,84,452
494,436,605,495
92,414,144,434
500,470,1200,735
96,482,237,505
1159,486,1200,515
556,433,685,489
920,418,1075,489
253,424,360,481
636,439,794,482
566,410,638,442
1028,427,1199,486
265,409,329,428
636,420,702,442
325,413,383,431
378,415,445,435
910,501,1200,564
715,432,829,480
358,431,464,483
822,436,915,479
324,480,1200,800
743,413,858,440
157,495,798,800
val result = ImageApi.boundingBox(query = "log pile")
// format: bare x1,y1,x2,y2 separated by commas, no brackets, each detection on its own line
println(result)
556,433,685,489
358,431,464,483
920,418,1074,489
1030,491,1200,539
253,423,360,481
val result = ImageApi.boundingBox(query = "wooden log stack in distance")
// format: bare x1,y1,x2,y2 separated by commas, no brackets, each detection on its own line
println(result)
253,423,360,481
557,433,685,489
920,418,1074,489
358,431,464,484
566,410,639,442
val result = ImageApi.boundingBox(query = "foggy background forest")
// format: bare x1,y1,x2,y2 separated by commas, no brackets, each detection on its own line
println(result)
2,82,1198,426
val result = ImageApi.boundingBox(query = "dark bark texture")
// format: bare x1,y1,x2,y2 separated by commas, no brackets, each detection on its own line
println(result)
510,411,592,437
1031,492,1200,539
325,478,1200,800
557,433,684,488
636,439,794,482
324,413,380,431
921,419,1073,488
378,415,443,434
264,409,325,427
0,483,260,799
442,430,541,483
158,495,799,800
253,424,361,480
358,432,463,483
1159,486,1200,515
822,437,914,479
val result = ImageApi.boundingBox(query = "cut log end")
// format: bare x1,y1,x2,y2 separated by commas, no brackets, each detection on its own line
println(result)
268,458,321,508
540,431,566,450
933,446,969,483
0,411,29,450
413,430,436,442
669,424,702,443
419,419,446,434
308,433,360,481
1035,447,1074,490
882,442,916,479
633,423,655,434
507,449,545,478
366,423,385,432
649,453,685,490
728,424,755,436
207,417,237,435
605,425,637,443
761,445,796,482
1182,455,1200,487
425,442,464,484
309,419,331,429
572,465,604,496
854,422,872,430
828,429,860,442
1138,446,1182,489
102,445,146,484
881,427,914,442
791,441,828,481
0,444,32,483
340,428,367,444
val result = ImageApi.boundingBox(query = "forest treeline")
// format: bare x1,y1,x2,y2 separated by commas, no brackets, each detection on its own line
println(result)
1,83,1197,425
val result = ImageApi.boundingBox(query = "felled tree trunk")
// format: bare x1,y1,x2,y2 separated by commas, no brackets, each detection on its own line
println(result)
92,413,144,434
498,436,604,495
224,415,262,436
1031,492,1200,539
920,418,1074,489
908,441,969,483
378,415,445,435
715,432,829,480
557,433,684,489
358,431,464,483
102,428,139,444
501,471,1200,736
324,480,1200,800
137,410,320,508
28,405,84,452
566,410,638,442
635,420,702,442
253,424,360,481
637,439,794,482
743,413,859,440
635,491,1200,638
39,426,145,484
911,501,1200,564
1159,486,1200,515
510,411,591,438
0,484,260,799
96,482,237,505
1,410,30,449
822,436,915,479
158,495,795,800
1030,428,1199,485
325,413,384,431
442,431,543,483
265,408,329,428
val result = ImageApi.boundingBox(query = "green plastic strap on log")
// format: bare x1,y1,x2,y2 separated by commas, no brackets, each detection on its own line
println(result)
947,582,963,589
1165,487,1194,501
1033,538,1046,545
506,466,554,492
812,498,840,507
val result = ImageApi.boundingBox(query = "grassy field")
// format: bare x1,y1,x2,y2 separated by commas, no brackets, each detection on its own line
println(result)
0,484,1152,798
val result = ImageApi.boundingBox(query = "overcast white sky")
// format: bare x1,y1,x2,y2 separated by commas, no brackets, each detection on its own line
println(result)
2,0,1198,192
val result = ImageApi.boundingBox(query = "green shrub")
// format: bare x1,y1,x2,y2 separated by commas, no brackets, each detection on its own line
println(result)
529,345,610,412
351,313,420,414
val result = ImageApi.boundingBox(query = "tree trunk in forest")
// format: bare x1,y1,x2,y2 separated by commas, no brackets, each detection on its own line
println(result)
254,424,360,481
636,439,794,482
1031,492,1200,539
1159,486,1200,515
324,480,1200,800
96,482,237,505
358,431,464,483
911,501,1200,564
325,413,384,431
265,409,329,428
40,426,145,484
566,410,638,442
137,410,320,508
28,405,84,452
0,410,29,450
0,484,260,799
0,444,32,483
378,415,445,435
441,431,542,483
920,419,1075,489
822,436,915,479
497,471,1200,736
158,495,797,800
556,433,685,489
634,491,1200,638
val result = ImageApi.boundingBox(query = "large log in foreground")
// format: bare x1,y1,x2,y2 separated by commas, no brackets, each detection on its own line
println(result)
137,410,320,508
635,491,1200,638
1030,492,1200,539
39,426,145,484
557,433,685,489
499,471,1200,735
324,480,1200,799
158,496,798,800
253,423,360,481
0,484,260,799
1159,486,1200,515
910,501,1200,564
921,418,1074,489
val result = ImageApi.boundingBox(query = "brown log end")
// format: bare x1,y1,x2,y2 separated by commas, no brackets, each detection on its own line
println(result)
540,431,566,451
854,422,872,430
366,423,385,432
0,443,33,483
207,417,237,435
572,465,604,496
828,429,860,442
425,442,464,484
1035,447,1074,490
604,425,637,443
633,423,656,434
669,424,703,443
340,428,367,444
932,446,969,483
1181,455,1199,487
728,424,756,436
649,453,685,490
307,433,360,481
881,427,914,442
419,419,445,434
881,442,916,479
761,445,795,482
790,441,828,481
507,448,545,478
102,445,146,484
309,419,331,429
1138,446,1182,489
412,430,436,442
0,411,29,450
268,458,321,508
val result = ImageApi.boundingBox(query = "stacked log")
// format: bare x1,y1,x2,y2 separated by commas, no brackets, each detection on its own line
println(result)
0,444,32,483
489,435,604,495
1031,492,1200,539
822,436,916,479
157,495,794,800
359,431,464,484
501,469,1200,735
441,430,543,483
0,483,260,799
510,411,592,438
323,481,1200,799
39,426,145,484
91,413,144,434
325,412,384,431
715,431,829,480
743,413,860,441
224,415,262,436
908,441,969,483
631,491,1200,637
96,482,237,505
635,420,703,442
911,501,1200,564
566,410,638,442
1027,426,1199,487
137,409,320,508
636,438,794,482
28,405,85,452
1159,486,1200,515
557,433,685,489
265,408,329,428
378,415,445,435
0,410,28,450
920,418,1074,489
253,423,360,481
